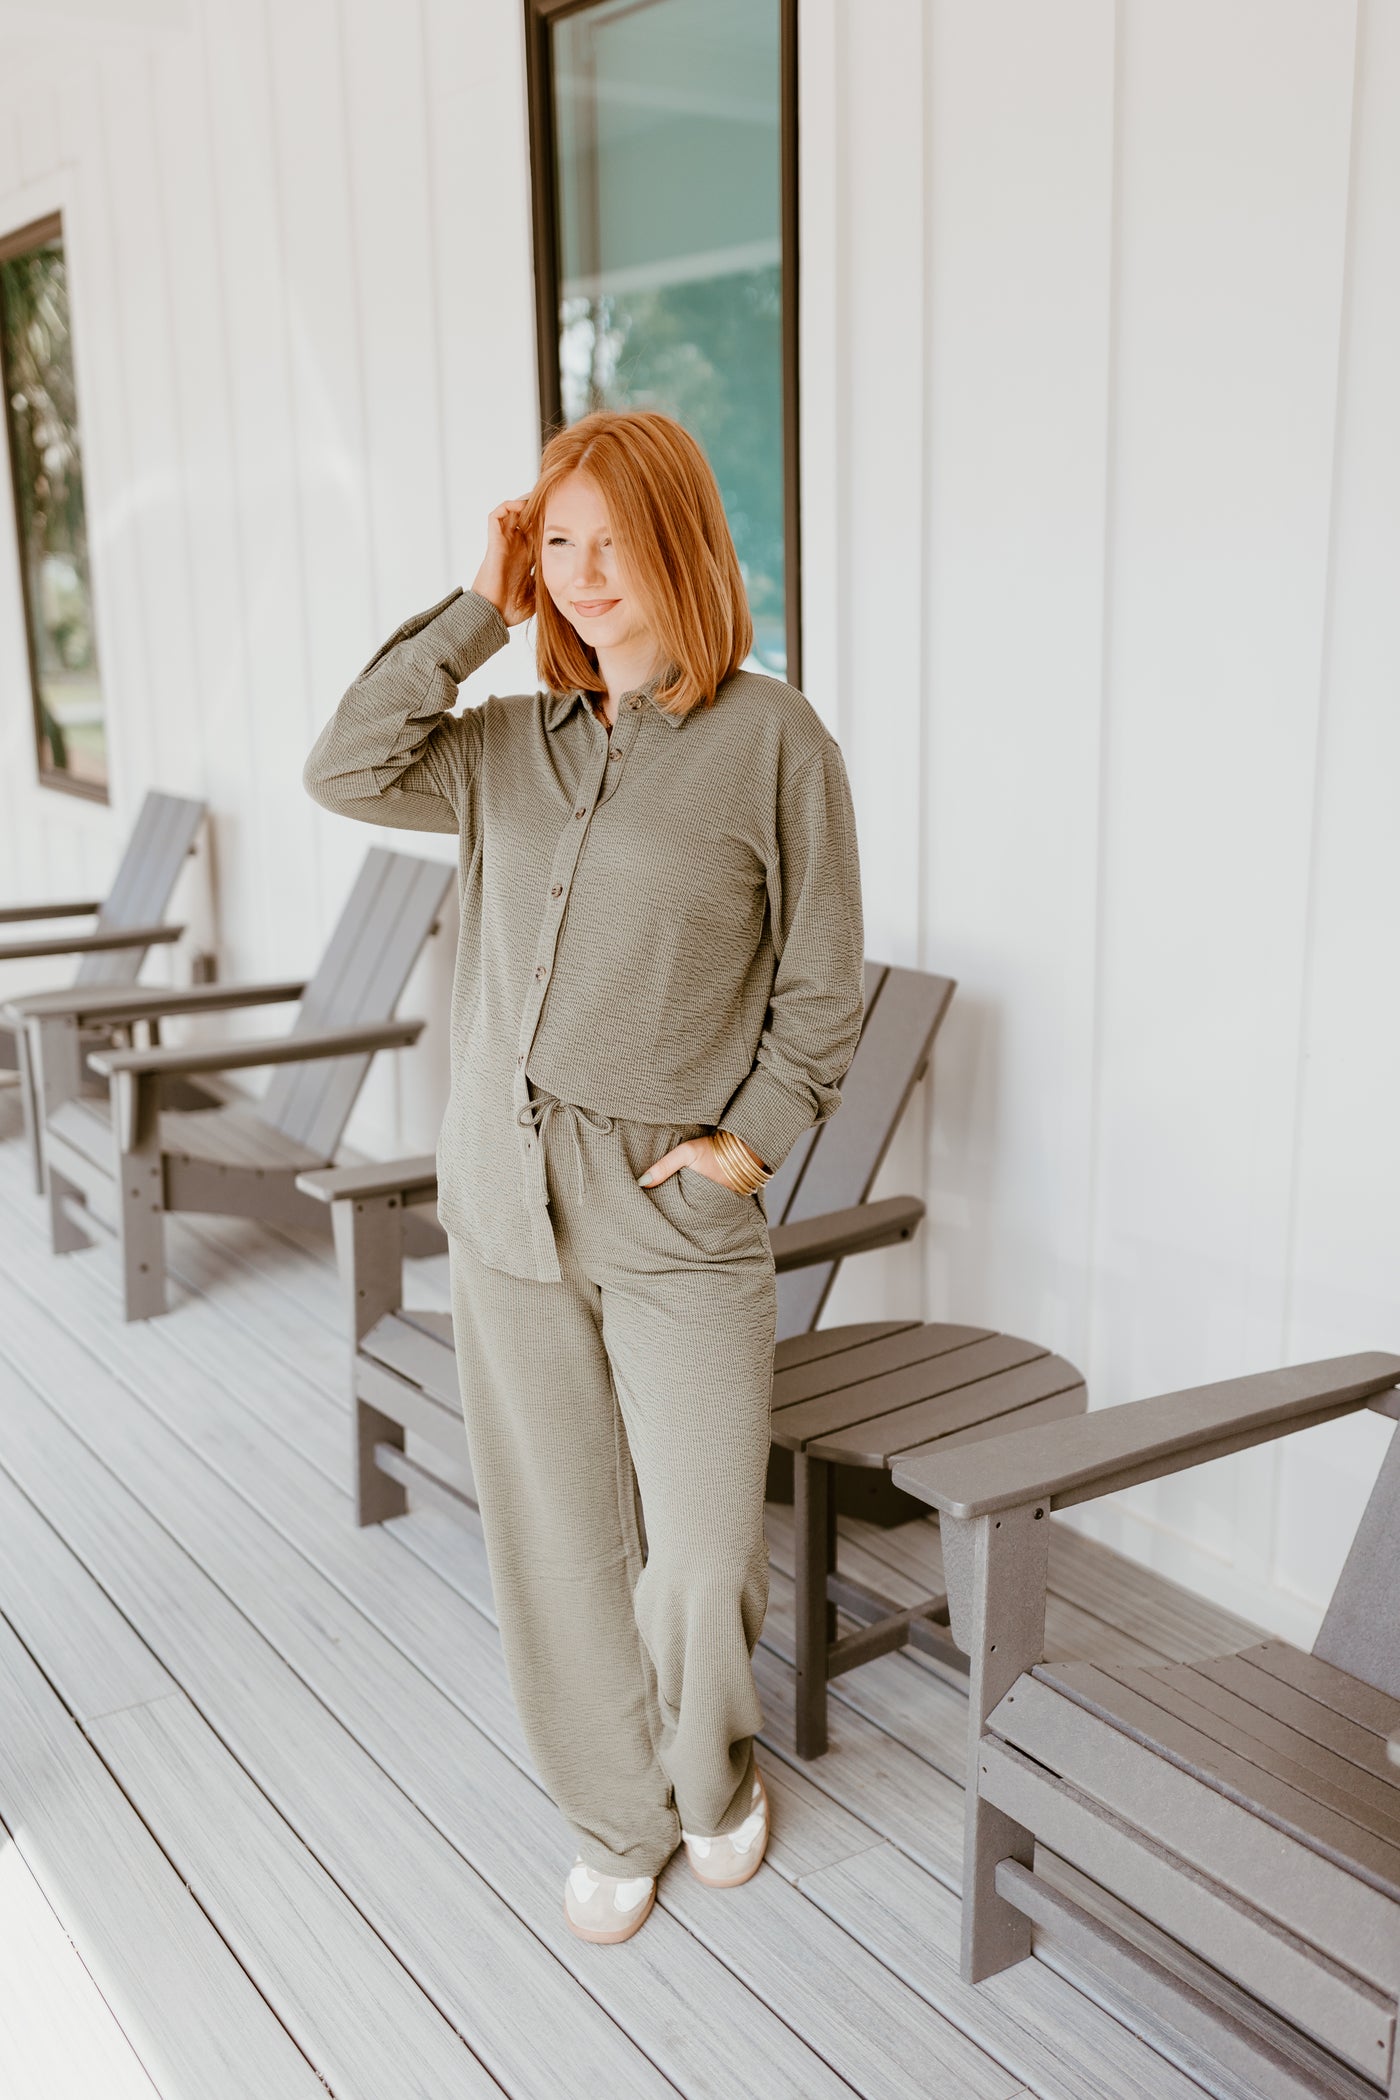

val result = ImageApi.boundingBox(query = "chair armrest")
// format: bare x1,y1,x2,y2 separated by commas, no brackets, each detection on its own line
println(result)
890,1351,1400,1519
0,921,184,965
768,1194,926,1274
4,978,308,1027
0,897,103,925
88,1018,425,1081
294,1175,925,1240
296,1156,440,1206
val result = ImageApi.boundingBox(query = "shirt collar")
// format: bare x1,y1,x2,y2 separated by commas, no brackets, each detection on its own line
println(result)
544,663,686,732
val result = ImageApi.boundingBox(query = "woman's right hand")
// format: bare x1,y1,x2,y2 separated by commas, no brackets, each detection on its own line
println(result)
472,497,536,626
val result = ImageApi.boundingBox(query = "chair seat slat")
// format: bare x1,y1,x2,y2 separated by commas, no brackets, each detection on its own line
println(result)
1034,1658,1400,1903
1244,1643,1400,1742
1197,1654,1400,1785
362,1313,464,1411
990,1673,1400,1989
1141,1661,1400,1832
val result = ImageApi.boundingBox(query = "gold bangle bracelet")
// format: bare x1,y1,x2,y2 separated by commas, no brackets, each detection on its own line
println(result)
717,1134,772,1184
723,1129,772,1182
710,1126,771,1195
708,1129,752,1192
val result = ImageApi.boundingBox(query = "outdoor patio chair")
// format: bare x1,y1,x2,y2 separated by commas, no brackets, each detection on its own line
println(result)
29,845,454,1321
295,956,955,1530
892,1351,1400,2100
0,789,207,1190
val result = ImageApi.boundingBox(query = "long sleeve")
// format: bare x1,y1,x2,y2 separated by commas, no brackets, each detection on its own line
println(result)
718,736,866,1174
302,585,511,833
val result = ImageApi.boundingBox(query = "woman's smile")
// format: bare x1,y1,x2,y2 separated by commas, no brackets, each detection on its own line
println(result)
573,598,620,617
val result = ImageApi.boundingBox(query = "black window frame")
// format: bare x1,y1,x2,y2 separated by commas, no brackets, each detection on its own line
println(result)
522,0,803,689
0,207,108,805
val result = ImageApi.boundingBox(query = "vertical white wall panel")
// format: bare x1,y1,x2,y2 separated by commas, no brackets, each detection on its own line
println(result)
339,0,450,627
15,83,56,188
1274,0,1400,1610
423,0,540,588
1078,0,1358,1625
202,0,320,980
815,0,930,1329
836,0,925,962
265,0,375,934
919,0,1115,1363
96,50,203,805
147,21,263,984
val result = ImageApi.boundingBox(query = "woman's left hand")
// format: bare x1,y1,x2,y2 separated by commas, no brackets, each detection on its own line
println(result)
638,1133,758,1191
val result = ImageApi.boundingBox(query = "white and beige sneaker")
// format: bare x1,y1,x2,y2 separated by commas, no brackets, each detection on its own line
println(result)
563,1855,657,1943
681,1768,769,1888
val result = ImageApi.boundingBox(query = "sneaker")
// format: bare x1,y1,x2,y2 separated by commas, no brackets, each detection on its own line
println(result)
681,1768,769,1888
563,1855,657,1944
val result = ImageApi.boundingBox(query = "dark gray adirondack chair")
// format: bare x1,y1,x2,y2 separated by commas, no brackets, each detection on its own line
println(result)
893,1352,1400,2100
296,957,955,1529
0,789,206,1189
32,847,453,1321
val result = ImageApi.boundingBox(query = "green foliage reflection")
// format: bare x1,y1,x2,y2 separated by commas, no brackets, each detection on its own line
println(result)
0,230,106,791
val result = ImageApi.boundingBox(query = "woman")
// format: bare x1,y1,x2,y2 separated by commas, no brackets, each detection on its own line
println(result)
304,407,864,1944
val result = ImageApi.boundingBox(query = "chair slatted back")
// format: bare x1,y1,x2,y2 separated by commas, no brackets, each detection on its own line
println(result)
767,958,956,1339
78,791,206,987
1312,1421,1400,1700
262,848,453,1161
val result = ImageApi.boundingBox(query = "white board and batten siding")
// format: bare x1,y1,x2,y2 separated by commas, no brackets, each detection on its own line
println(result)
0,0,1396,1643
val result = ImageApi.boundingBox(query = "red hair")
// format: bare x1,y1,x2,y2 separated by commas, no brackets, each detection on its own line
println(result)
516,408,753,720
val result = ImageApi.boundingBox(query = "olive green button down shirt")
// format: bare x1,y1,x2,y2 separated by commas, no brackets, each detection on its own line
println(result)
303,586,865,1281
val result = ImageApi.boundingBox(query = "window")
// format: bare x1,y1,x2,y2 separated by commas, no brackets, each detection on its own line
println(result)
0,210,106,800
526,0,801,683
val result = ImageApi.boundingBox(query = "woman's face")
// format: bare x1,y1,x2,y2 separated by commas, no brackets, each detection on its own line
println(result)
538,471,656,661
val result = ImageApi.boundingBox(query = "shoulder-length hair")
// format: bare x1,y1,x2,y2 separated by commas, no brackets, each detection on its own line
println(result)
517,408,753,721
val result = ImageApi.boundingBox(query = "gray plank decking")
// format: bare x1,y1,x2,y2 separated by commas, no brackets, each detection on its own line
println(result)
0,1093,1255,2100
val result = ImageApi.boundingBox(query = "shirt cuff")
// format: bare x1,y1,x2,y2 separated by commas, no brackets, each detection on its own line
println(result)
718,1067,818,1177
431,587,510,681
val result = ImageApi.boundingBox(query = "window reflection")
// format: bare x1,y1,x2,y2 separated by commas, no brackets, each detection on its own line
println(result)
0,213,107,798
550,0,790,677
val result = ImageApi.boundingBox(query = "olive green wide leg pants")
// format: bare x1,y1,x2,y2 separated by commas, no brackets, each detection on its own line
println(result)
447,1094,778,1881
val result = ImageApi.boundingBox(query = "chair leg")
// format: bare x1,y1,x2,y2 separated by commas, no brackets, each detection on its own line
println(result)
354,1396,408,1526
48,1162,94,1254
945,1504,1051,1982
332,1192,411,1525
794,1449,836,1758
107,1069,168,1320
825,1473,838,1609
29,1012,85,1200
117,1145,167,1320
14,1023,44,1194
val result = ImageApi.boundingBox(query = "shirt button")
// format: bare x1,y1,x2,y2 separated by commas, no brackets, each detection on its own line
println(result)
551,882,563,896
517,1052,525,1065
535,964,547,979
575,807,587,818
609,747,621,761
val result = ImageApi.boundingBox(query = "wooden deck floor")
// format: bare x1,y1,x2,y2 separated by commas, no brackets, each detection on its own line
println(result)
0,1096,1268,2100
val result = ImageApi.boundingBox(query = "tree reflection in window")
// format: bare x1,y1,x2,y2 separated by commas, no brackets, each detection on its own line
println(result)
0,213,106,799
